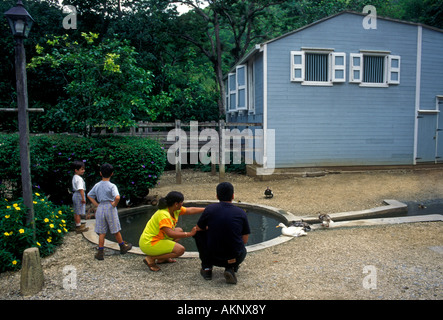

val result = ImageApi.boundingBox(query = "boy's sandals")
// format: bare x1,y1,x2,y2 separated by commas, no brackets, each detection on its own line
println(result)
143,258,160,272
75,224,89,234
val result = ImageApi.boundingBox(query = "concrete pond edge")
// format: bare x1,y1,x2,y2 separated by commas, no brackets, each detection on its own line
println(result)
81,199,443,258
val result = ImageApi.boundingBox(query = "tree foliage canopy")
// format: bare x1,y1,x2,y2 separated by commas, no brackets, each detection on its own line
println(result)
28,32,161,136
0,0,441,133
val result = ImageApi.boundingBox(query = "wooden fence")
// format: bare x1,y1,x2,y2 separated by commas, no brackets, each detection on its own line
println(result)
22,119,262,183
93,120,263,183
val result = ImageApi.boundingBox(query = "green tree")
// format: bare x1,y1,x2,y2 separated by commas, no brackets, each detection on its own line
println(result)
175,0,285,116
28,32,164,136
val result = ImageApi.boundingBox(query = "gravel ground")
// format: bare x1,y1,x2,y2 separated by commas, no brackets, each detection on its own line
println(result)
1,168,442,300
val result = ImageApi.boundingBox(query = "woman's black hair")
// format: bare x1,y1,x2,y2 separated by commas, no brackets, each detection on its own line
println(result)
158,191,184,209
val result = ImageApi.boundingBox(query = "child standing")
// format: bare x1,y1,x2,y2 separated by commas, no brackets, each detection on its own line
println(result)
71,161,89,233
87,163,132,260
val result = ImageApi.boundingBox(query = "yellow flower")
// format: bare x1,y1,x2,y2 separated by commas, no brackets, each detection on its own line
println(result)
36,242,41,246
33,201,37,204
47,238,52,243
35,193,40,197
13,203,18,207
41,199,45,202
58,210,62,214
61,219,66,224
57,229,62,233
44,218,49,223
6,206,10,209
12,260,17,265
5,215,10,219
63,228,68,233
4,232,9,236
15,206,21,211
49,224,54,228
19,229,25,234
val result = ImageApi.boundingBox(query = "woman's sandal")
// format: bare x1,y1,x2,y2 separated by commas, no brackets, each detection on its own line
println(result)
157,258,177,264
143,258,160,272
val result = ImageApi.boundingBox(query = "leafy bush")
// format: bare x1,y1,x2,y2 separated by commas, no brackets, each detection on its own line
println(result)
0,134,167,205
0,192,74,273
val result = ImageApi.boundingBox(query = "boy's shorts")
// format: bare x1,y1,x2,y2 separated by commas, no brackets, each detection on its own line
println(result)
94,201,121,234
72,191,85,216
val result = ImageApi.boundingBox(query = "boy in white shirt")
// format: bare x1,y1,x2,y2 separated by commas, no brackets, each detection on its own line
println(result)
71,160,89,233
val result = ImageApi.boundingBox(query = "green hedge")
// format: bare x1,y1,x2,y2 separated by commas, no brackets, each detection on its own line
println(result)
0,193,74,272
0,134,167,205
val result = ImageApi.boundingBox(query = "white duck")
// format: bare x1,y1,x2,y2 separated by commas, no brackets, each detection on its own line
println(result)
276,222,307,237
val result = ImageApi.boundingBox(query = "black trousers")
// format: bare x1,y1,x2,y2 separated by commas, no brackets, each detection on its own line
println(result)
193,231,247,271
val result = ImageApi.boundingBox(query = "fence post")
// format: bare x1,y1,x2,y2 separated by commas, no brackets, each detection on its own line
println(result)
218,119,225,182
175,119,182,184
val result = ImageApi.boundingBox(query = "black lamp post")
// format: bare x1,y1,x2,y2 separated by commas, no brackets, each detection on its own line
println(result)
4,0,35,241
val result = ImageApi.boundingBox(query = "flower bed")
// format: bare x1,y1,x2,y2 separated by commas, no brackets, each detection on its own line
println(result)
0,192,74,272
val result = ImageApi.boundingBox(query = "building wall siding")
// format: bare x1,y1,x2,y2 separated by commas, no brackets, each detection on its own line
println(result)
264,13,420,167
420,27,443,110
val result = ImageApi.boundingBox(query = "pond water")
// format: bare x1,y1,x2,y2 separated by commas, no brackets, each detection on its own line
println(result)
106,202,284,252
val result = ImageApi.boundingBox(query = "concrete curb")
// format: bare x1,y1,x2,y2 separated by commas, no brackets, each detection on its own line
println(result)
81,199,443,258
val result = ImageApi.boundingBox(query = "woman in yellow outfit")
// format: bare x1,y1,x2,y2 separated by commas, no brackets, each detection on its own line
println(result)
139,191,204,272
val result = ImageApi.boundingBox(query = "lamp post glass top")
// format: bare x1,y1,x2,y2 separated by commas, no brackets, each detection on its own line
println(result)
4,0,34,38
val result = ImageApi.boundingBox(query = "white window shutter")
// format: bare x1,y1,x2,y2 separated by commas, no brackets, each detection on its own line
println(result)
350,53,363,83
387,55,401,84
236,65,247,110
228,73,236,112
331,52,346,82
291,51,304,82
224,79,229,113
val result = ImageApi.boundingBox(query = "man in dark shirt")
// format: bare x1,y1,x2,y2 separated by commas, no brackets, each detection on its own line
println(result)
194,182,250,284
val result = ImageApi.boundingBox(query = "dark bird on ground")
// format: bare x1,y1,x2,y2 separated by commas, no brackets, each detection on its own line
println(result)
288,220,311,231
318,214,334,227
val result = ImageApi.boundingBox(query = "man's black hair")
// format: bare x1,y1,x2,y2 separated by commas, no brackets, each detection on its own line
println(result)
216,182,234,202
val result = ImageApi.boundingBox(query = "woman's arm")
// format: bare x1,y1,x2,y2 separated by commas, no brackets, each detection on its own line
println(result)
183,207,205,215
163,226,197,239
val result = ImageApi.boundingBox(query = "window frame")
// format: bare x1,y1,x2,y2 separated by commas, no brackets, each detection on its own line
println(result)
350,50,401,87
290,48,346,86
226,64,250,113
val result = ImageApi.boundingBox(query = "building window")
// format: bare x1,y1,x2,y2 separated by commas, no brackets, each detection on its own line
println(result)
226,64,248,113
350,51,400,86
363,55,384,83
291,49,346,85
305,53,328,82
